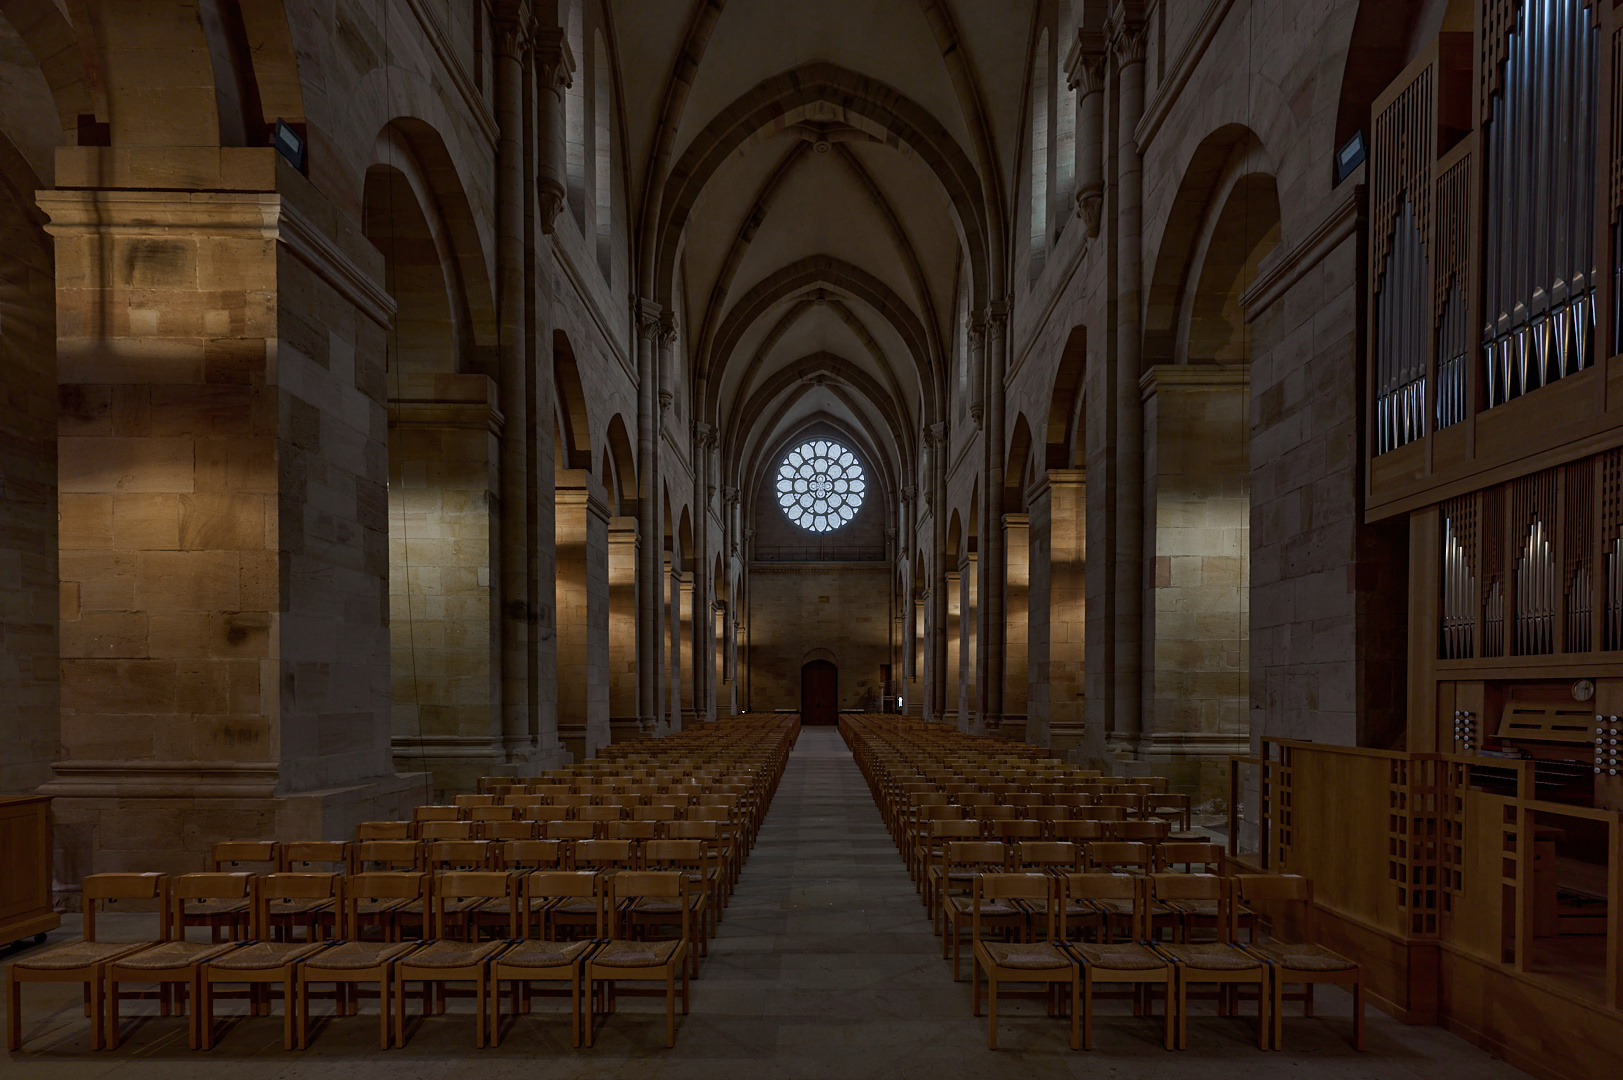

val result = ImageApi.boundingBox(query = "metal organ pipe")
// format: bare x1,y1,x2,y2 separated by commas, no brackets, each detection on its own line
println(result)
1376,200,1428,454
1483,0,1597,409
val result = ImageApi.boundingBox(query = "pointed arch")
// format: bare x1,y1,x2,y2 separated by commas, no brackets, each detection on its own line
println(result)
554,330,592,470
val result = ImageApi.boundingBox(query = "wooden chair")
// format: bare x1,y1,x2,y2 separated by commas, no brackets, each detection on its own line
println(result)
585,871,691,1048
578,805,629,828
574,838,638,876
922,819,982,919
1051,819,1106,844
199,873,340,1049
524,804,572,824
186,841,272,941
413,806,460,835
1147,874,1267,1050
1113,819,1171,844
454,794,497,810
296,873,426,1049
1059,873,1175,1050
356,821,412,841
1144,793,1193,831
939,842,1014,979
1232,874,1363,1051
393,872,513,1048
970,873,1079,1051
468,805,518,824
635,840,714,973
278,840,349,873
667,820,732,905
992,819,1044,844
348,840,421,874
8,873,165,1051
489,872,601,1048
106,873,251,1049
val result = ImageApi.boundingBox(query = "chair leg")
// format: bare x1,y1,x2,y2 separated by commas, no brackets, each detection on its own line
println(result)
475,967,486,1049
283,971,296,1051
583,978,594,1048
379,973,391,1051
665,969,675,1048
986,976,997,1050
90,974,104,1051
1273,973,1284,1051
200,977,214,1050
7,977,21,1052
394,970,405,1048
1176,972,1187,1050
1256,976,1268,1050
1352,979,1365,1051
1068,976,1079,1052
1082,969,1093,1050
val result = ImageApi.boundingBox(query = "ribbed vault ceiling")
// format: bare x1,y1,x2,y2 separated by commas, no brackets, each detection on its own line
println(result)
613,0,1037,505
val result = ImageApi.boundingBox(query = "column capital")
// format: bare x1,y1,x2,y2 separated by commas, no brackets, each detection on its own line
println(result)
635,296,663,338
925,421,949,447
492,1,535,58
532,28,575,94
658,312,679,350
692,420,716,450
901,484,918,504
1065,29,1107,94
721,485,739,507
1108,2,1147,65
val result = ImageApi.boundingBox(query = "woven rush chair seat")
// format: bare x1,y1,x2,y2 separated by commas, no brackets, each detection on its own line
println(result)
11,941,134,971
266,897,332,917
592,939,681,967
1158,942,1259,971
354,897,408,917
207,942,322,971
631,896,688,916
499,939,593,967
946,895,1022,918
1246,942,1357,972
979,941,1071,969
115,941,236,970
552,897,600,916
1073,943,1166,971
303,941,415,970
400,941,504,969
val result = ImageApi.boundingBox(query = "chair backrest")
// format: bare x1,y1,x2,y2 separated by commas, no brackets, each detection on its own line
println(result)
668,820,720,842
1080,805,1125,822
350,839,420,873
554,794,593,809
1016,841,1080,871
468,805,517,822
425,840,494,870
930,819,980,841
480,820,538,842
211,840,277,871
574,839,636,869
1062,872,1142,937
973,871,1051,919
602,794,640,809
1051,819,1105,843
414,805,460,823
342,872,426,935
578,805,627,822
1113,820,1170,843
1155,842,1223,872
419,820,476,841
687,805,730,823
642,839,705,868
433,871,513,937
82,873,168,942
611,820,661,842
544,820,598,842
634,804,681,821
356,821,412,841
531,785,571,801
524,871,601,936
994,819,1043,841
1086,841,1150,872
947,841,1008,870
606,871,688,938
524,805,571,823
255,872,342,939
453,794,497,809
170,872,253,935
1148,872,1222,910
1230,874,1314,940
504,793,546,809
278,840,348,872
500,839,564,870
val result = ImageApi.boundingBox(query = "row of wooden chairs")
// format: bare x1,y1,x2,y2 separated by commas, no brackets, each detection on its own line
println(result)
7,869,699,1053
958,872,1364,1053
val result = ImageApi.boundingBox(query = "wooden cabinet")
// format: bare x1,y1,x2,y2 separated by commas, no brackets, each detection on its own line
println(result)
0,796,59,947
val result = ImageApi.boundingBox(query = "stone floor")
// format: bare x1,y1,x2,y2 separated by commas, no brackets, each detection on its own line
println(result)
2,727,1532,1078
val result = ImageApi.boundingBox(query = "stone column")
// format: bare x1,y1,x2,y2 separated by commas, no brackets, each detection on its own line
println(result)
1028,470,1087,755
959,553,978,733
927,423,949,722
532,26,574,235
42,158,420,875
493,4,532,762
1002,511,1029,741
634,301,662,732
1110,3,1147,749
555,469,610,762
387,375,502,795
678,571,696,727
1141,366,1250,797
979,304,1008,732
606,516,639,742
1066,26,1106,239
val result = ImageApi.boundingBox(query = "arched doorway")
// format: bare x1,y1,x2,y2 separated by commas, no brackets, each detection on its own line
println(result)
801,660,838,725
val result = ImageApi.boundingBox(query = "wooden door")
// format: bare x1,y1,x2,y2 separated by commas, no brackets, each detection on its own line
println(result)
801,660,838,725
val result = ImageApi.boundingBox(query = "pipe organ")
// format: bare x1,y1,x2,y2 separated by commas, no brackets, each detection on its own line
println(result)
1360,6,1623,1034
1481,0,1599,408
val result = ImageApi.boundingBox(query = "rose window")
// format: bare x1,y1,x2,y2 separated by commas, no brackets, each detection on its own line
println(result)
776,439,866,533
